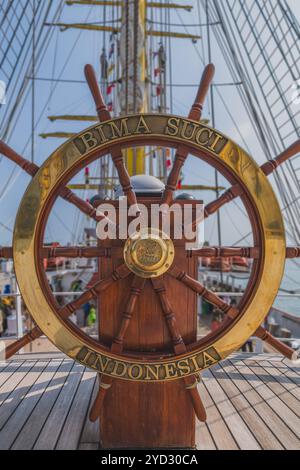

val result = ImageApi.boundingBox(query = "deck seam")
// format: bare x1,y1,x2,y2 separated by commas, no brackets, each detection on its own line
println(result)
204,368,262,450
228,358,300,441
245,360,300,418
10,359,64,450
216,361,284,449
269,360,300,386
221,359,298,449
0,360,27,391
0,359,54,449
0,360,40,432
46,362,85,450
30,360,77,450
240,359,300,426
201,372,244,449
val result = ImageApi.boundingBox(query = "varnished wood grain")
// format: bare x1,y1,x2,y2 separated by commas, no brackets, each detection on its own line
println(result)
0,354,299,450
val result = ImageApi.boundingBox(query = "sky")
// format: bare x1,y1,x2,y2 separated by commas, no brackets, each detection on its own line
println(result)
0,0,299,255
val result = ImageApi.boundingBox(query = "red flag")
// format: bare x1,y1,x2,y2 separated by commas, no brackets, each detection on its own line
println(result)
106,83,115,95
156,86,161,96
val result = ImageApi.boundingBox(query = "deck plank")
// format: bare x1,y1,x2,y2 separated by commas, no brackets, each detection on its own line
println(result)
78,443,99,450
272,360,300,386
211,362,283,449
245,360,300,417
282,359,300,377
11,360,74,450
231,358,300,439
0,360,43,431
259,360,300,401
202,368,261,450
0,353,298,450
222,359,299,449
79,376,100,445
56,370,96,450
196,379,238,450
33,362,84,450
0,360,26,391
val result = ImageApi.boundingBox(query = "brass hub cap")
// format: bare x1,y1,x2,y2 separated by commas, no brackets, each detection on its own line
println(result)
124,228,175,278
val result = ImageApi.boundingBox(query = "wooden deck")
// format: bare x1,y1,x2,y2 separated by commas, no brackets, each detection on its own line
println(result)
0,352,299,450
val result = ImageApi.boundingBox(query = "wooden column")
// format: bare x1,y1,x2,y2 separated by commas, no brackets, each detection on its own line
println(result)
97,198,199,449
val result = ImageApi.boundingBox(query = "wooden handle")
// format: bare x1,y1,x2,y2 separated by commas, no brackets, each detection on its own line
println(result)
84,64,111,122
0,140,38,177
89,376,113,422
189,246,260,259
204,184,242,219
0,247,13,259
85,64,138,211
168,265,238,318
162,63,215,205
110,148,138,209
286,247,300,259
261,139,300,176
256,326,298,360
5,327,42,359
277,139,300,164
184,377,207,422
189,63,215,121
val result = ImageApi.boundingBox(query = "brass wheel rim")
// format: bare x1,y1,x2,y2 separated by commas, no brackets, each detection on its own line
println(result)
13,114,286,382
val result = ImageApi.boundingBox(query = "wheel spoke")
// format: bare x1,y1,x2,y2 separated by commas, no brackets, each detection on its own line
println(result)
188,246,260,259
151,277,206,422
168,265,238,319
4,264,130,360
256,326,298,361
111,276,146,353
286,247,300,259
84,64,111,122
85,64,138,211
0,140,110,224
204,139,300,222
4,328,43,360
59,264,130,316
162,64,215,205
0,247,13,259
110,147,139,210
261,140,300,176
58,186,100,221
41,246,111,259
190,246,300,260
89,275,145,422
204,185,242,220
151,277,186,353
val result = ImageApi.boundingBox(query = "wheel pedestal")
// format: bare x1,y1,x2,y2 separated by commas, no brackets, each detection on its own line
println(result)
97,202,198,448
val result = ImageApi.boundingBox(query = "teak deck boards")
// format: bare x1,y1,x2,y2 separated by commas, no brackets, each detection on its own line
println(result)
0,352,299,450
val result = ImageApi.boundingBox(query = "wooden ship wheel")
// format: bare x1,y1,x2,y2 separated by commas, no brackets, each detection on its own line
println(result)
1,62,300,449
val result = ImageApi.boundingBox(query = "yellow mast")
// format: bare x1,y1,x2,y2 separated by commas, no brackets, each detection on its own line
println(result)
120,1,147,175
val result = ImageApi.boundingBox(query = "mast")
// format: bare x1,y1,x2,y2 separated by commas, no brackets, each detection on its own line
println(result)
120,0,147,175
